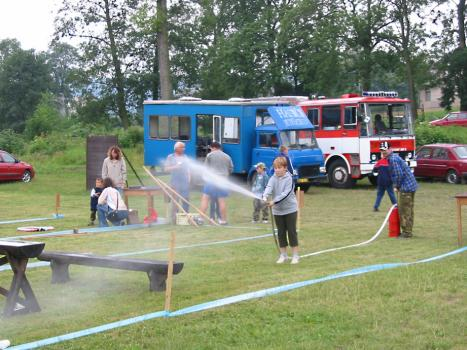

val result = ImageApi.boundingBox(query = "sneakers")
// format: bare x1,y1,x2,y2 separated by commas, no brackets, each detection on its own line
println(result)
251,220,259,224
87,221,95,226
276,255,288,264
218,220,228,225
373,207,379,212
276,254,300,264
262,220,269,224
291,255,300,264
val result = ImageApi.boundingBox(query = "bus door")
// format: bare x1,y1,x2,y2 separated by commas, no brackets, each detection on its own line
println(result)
195,114,223,159
213,115,222,143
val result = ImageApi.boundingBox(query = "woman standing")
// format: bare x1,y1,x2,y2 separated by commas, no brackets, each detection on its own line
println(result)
102,145,127,193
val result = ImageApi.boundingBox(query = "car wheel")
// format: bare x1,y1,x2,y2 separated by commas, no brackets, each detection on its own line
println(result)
328,160,355,189
22,170,32,183
446,169,460,184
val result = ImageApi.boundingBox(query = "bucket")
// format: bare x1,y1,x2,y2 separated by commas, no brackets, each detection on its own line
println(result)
176,213,199,225
388,206,400,237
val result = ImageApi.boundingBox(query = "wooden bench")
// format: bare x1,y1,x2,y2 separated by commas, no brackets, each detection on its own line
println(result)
38,251,184,292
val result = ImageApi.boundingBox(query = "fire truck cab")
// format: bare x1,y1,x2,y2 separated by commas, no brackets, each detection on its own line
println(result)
299,91,417,188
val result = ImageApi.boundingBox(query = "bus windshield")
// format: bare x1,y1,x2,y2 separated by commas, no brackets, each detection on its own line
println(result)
280,129,318,149
365,103,413,136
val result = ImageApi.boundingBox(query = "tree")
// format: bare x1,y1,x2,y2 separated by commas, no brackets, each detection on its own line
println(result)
345,0,395,90
0,38,21,64
47,42,86,117
386,0,431,118
437,0,467,110
25,93,62,139
55,0,141,128
0,47,52,131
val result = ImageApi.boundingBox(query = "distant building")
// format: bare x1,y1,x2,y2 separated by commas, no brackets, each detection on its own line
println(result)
418,86,460,111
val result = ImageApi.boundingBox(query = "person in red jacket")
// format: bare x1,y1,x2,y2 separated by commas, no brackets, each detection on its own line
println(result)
373,142,397,211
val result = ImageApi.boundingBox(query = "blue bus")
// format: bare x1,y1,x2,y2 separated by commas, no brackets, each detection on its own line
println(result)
143,98,325,189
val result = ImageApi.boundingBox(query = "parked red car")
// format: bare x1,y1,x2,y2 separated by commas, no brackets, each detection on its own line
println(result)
415,144,467,184
0,150,35,183
429,111,467,127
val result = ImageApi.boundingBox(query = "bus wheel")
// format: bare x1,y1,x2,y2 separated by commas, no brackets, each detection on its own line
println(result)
368,175,378,186
328,160,355,189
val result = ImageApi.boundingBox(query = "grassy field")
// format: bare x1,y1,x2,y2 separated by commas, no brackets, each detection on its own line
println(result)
0,144,466,349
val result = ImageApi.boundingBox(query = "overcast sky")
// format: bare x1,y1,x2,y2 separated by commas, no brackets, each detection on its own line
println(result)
0,0,60,52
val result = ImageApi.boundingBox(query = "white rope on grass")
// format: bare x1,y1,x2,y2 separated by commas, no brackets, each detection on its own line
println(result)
300,204,396,258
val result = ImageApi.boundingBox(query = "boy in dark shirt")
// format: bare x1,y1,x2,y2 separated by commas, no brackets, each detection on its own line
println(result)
89,177,104,225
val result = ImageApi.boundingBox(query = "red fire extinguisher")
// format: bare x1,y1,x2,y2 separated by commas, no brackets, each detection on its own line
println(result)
388,206,400,237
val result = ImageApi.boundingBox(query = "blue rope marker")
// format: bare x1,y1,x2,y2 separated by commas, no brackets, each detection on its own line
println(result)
0,214,64,226
7,246,467,350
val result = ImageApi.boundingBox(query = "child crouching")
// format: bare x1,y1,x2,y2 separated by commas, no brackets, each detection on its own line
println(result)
262,157,299,264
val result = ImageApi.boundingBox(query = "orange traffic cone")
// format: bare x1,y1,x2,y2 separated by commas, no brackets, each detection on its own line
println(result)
388,206,400,237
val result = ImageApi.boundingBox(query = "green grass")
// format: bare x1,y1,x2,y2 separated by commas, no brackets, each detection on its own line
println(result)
0,145,466,349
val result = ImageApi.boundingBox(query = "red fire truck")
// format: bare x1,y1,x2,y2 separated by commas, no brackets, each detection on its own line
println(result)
298,91,416,188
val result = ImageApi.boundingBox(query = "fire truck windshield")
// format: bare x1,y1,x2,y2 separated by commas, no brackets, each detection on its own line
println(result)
280,130,318,149
366,103,412,136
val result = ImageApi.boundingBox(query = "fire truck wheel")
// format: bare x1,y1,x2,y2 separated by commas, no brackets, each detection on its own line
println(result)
328,160,355,189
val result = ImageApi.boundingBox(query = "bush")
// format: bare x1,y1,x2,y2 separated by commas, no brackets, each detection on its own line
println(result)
27,133,67,155
415,124,467,146
0,129,25,154
118,126,144,148
24,93,63,139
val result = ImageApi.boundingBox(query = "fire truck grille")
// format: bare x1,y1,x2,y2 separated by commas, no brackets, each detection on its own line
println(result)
298,165,320,178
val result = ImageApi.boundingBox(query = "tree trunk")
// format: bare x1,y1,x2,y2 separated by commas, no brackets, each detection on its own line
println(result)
157,0,172,100
361,0,373,91
458,0,466,49
104,0,129,129
152,46,159,100
405,56,417,119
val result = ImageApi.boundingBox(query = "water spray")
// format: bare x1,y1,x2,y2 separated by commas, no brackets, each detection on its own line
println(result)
182,158,261,200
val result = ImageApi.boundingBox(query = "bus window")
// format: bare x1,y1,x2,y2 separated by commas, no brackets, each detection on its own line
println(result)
259,133,279,148
223,117,240,143
256,109,274,126
149,115,169,139
307,108,320,129
344,107,357,129
171,116,191,140
322,105,341,129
